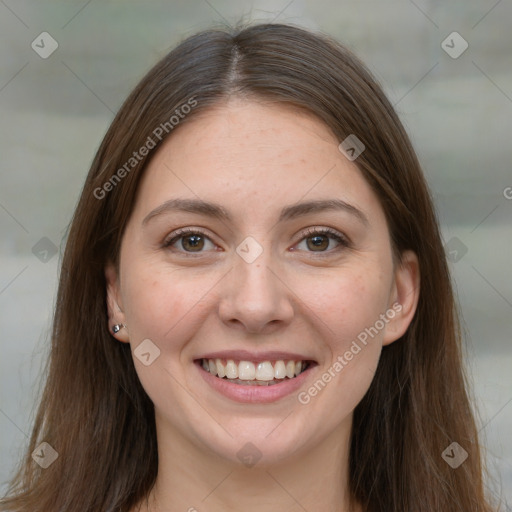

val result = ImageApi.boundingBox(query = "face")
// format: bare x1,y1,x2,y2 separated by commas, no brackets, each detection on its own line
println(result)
106,99,419,467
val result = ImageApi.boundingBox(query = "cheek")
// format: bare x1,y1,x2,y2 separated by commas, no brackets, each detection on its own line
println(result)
296,271,386,419
121,263,217,347
303,266,390,349
120,265,217,412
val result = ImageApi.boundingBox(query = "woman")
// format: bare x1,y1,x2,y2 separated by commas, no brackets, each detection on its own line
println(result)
0,22,495,511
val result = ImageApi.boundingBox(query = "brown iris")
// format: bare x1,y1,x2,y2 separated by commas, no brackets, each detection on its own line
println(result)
181,234,205,252
307,234,329,251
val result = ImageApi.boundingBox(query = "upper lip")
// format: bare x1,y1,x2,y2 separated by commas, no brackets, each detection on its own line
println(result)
195,350,317,364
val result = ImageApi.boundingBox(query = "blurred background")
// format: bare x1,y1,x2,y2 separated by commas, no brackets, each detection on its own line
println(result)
0,0,511,505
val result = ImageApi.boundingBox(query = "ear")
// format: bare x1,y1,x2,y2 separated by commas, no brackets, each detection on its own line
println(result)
382,250,420,346
105,263,130,343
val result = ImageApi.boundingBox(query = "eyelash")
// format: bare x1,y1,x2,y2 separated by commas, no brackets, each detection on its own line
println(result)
162,226,350,256
298,227,350,253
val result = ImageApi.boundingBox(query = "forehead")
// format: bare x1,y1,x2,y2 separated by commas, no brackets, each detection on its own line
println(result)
154,99,339,170
132,100,383,225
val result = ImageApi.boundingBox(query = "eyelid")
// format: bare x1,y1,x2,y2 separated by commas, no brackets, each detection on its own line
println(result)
162,225,351,255
162,227,218,250
296,226,351,246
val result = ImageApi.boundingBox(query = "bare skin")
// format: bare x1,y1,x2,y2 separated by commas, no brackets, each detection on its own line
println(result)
106,99,420,512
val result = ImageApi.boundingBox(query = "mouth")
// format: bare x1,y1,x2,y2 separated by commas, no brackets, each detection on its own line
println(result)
197,358,314,385
194,356,318,403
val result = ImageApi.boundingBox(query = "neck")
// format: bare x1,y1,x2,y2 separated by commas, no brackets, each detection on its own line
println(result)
137,412,360,512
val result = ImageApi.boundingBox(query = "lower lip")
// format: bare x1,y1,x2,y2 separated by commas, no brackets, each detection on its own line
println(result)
194,361,316,404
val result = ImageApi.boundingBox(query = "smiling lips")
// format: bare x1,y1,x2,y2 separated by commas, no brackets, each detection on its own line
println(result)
200,358,310,385
195,353,317,402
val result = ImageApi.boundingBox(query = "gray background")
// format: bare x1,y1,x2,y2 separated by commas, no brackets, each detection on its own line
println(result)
0,0,511,506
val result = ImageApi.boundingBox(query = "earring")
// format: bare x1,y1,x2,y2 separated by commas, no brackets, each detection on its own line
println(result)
112,324,126,334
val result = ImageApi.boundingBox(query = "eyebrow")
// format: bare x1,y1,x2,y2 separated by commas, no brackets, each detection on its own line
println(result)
142,198,369,227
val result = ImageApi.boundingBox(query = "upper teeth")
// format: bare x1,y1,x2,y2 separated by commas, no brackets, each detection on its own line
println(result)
202,358,306,380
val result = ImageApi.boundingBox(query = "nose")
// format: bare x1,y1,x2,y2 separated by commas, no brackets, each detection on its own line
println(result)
218,250,294,335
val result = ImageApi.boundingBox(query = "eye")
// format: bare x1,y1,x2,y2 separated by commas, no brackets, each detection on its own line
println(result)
163,228,217,253
294,227,349,254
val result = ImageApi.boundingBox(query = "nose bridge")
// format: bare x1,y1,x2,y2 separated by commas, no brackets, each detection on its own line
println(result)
218,236,294,332
236,254,277,301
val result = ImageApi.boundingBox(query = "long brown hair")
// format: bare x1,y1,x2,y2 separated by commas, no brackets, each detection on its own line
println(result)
1,22,495,511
